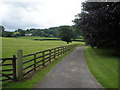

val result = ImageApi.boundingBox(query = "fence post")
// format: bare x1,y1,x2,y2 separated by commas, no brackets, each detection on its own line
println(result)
56,48,58,57
58,47,60,56
64,46,66,54
62,46,64,54
67,46,68,51
34,54,36,71
54,48,56,59
42,51,45,67
12,55,17,81
49,50,51,63
60,47,62,56
61,47,63,55
17,50,23,81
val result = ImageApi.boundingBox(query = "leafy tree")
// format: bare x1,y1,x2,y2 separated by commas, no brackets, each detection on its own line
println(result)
32,29,44,37
74,2,120,49
0,26,13,37
71,25,81,40
0,25,5,37
13,32,20,37
23,28,59,37
58,25,74,44
2,31,13,37
17,29,25,36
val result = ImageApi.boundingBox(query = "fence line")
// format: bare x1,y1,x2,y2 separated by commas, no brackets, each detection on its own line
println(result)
0,55,17,81
0,44,79,82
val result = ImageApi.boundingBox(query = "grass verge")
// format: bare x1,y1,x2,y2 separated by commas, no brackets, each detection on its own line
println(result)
85,46,118,88
3,46,79,89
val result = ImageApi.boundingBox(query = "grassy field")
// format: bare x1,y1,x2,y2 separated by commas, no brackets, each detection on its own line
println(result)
85,46,118,88
2,37,84,58
15,36,60,40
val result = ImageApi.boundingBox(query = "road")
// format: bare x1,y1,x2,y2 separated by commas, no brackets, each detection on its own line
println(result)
34,46,104,89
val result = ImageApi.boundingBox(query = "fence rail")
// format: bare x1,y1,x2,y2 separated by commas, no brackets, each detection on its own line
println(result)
0,44,79,82
0,55,17,82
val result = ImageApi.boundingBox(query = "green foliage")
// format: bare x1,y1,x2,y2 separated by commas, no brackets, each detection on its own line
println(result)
17,29,25,36
24,27,59,37
74,2,120,48
85,46,118,88
0,25,4,37
2,31,13,37
13,32,20,37
71,25,81,40
1,25,82,41
0,25,14,37
58,25,75,44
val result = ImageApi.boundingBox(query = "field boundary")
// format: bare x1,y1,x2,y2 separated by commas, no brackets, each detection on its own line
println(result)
34,39,84,42
0,44,79,82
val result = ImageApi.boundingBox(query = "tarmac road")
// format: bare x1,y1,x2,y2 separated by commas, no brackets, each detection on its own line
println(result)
34,46,104,89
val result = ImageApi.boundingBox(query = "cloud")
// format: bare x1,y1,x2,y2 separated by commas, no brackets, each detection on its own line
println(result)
0,0,85,31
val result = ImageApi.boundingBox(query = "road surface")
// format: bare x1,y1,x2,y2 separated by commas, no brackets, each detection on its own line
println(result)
34,46,104,89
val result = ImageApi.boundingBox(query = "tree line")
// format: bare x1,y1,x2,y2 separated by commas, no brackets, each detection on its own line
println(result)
0,26,58,37
0,25,82,44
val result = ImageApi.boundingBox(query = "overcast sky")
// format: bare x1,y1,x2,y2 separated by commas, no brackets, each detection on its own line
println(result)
0,0,85,31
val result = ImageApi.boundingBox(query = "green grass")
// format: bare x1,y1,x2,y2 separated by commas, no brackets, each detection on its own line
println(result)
15,36,60,40
85,46,118,88
2,37,84,58
2,47,78,88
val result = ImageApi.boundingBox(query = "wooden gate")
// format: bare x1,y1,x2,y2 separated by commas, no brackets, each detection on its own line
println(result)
0,55,17,81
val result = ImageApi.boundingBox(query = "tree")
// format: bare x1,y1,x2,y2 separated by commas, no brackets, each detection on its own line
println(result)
18,29,25,36
71,25,81,40
58,25,74,44
73,2,120,48
32,29,44,37
0,25,5,37
13,32,20,37
0,26,13,37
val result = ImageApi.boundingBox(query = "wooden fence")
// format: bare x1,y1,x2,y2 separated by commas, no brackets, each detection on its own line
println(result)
0,56,17,81
0,44,79,82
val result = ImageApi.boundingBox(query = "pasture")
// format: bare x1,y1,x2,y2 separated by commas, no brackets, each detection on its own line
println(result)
85,46,118,88
2,37,84,58
15,36,60,40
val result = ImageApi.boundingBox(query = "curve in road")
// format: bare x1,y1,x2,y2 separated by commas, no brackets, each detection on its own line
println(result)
34,46,104,89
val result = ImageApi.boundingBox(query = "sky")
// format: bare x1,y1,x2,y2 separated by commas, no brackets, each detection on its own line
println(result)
0,0,85,31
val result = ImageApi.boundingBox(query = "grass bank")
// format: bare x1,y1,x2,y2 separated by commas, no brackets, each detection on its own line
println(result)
85,46,118,88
